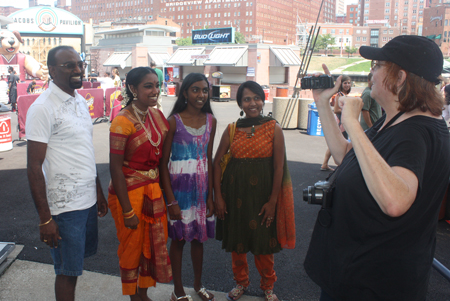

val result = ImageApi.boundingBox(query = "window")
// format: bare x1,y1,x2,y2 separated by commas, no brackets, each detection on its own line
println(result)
350,13,353,17
385,9,390,13
350,7,354,11
386,2,390,6
362,37,367,41
322,29,327,34
356,29,361,33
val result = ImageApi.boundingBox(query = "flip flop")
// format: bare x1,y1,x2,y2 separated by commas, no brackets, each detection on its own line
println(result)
320,166,334,171
196,287,215,301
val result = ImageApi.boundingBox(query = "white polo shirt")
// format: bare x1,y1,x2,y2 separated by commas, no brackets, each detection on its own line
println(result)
26,82,97,215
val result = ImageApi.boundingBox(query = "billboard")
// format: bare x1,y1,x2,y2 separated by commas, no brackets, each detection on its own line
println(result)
192,27,235,44
7,7,84,35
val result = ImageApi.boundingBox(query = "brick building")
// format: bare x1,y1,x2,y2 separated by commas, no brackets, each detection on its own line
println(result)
423,3,450,56
346,4,359,24
71,0,335,46
352,0,429,35
0,6,21,16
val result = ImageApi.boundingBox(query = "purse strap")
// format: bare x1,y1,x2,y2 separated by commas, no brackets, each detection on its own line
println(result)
229,122,236,144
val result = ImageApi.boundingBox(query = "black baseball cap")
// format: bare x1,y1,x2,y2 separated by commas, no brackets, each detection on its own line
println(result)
359,35,443,85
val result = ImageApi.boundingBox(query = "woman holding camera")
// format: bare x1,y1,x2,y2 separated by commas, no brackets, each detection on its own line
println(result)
214,81,295,301
304,36,450,301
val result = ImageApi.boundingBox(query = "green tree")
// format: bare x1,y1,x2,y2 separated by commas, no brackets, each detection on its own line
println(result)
345,46,358,57
315,34,335,56
235,32,246,44
176,37,192,46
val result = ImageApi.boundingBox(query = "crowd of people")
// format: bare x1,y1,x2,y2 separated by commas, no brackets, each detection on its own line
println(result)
24,35,450,301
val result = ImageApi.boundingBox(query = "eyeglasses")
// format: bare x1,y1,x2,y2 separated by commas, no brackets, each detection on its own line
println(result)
57,61,87,70
371,60,387,71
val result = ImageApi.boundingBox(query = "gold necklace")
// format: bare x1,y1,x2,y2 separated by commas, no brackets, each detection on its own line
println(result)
132,103,148,116
132,103,161,154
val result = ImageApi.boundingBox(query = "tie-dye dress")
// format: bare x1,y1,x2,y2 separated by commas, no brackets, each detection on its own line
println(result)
167,113,215,242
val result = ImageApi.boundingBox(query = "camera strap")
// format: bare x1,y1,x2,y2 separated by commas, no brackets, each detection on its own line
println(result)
319,111,405,228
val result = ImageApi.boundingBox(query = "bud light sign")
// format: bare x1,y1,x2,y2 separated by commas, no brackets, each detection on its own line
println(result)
192,27,235,44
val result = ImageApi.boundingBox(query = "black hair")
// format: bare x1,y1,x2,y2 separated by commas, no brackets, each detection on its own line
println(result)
47,46,75,79
445,84,450,106
124,67,157,107
47,46,75,67
169,73,213,116
367,73,373,81
236,81,265,107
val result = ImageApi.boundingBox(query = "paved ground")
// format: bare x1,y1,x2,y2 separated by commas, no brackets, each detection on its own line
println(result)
1,96,450,300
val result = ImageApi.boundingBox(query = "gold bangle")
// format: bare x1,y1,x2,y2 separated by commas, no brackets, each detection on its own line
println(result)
123,208,134,215
39,217,52,227
123,213,136,220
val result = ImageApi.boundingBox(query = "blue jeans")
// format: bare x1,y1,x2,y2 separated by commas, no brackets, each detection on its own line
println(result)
50,204,98,276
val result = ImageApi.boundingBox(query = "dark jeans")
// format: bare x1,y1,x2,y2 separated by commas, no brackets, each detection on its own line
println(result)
320,289,335,301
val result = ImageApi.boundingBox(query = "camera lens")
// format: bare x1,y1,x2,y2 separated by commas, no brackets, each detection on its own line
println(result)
303,186,313,203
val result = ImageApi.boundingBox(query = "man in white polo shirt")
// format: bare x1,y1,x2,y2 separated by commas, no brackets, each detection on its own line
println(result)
26,45,108,300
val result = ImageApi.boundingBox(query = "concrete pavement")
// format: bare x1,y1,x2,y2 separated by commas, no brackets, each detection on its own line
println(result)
0,245,262,301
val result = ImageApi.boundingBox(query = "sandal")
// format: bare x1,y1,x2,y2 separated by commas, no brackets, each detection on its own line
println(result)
226,284,247,301
170,291,193,301
264,290,279,301
196,287,215,301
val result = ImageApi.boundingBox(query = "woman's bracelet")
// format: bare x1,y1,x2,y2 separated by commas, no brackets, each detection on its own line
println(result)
39,217,53,227
123,208,135,219
167,200,179,207
123,213,136,220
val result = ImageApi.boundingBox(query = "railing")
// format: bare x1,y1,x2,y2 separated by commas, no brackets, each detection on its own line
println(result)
433,258,450,282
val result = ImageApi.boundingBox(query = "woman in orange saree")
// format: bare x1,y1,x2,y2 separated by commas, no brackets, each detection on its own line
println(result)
108,67,172,301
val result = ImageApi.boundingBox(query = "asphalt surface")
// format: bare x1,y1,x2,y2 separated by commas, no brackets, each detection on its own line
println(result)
1,96,450,300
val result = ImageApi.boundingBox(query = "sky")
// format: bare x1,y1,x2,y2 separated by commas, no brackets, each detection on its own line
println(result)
0,0,71,9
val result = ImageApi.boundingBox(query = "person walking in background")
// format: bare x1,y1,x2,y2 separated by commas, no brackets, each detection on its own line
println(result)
360,72,382,130
8,67,19,112
108,67,172,300
26,45,108,301
112,68,121,88
150,61,163,112
89,69,98,83
160,73,216,301
214,81,295,301
304,35,450,301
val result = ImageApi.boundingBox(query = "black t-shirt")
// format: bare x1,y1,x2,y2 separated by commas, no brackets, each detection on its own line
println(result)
8,74,19,90
27,82,35,93
304,115,450,301
90,73,98,83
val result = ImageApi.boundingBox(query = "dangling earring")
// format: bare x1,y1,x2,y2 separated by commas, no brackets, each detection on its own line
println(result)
185,99,187,104
132,92,138,101
240,109,244,117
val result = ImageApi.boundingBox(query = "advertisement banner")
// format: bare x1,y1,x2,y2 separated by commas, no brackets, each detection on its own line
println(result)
192,27,235,44
105,87,122,118
76,89,104,119
7,7,84,35
17,93,40,139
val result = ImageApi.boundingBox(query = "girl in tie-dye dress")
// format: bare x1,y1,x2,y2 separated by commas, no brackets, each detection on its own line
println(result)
160,73,217,301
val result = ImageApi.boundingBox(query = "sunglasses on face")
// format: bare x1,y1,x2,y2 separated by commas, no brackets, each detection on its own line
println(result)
57,61,87,70
371,60,387,70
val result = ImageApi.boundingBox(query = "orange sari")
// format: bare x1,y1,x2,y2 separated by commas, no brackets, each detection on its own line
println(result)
108,108,172,295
